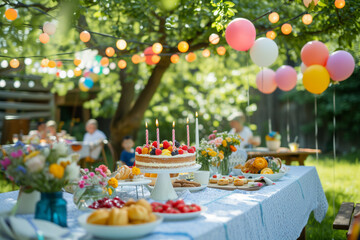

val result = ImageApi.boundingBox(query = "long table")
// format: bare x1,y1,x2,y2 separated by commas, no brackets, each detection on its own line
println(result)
0,166,328,240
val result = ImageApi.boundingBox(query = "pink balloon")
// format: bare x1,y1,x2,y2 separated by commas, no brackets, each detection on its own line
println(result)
144,47,156,65
275,65,297,91
256,68,277,94
225,18,256,52
301,41,329,66
326,50,355,81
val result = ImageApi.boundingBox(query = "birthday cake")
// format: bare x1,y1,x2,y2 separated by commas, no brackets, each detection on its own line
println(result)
135,140,196,169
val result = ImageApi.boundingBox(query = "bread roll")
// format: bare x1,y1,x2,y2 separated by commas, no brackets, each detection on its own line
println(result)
87,209,110,225
234,179,244,186
108,208,128,226
136,199,152,213
218,179,229,185
128,205,150,222
125,198,136,207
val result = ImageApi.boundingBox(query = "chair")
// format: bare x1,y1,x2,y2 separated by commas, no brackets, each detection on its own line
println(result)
333,202,360,238
79,140,117,171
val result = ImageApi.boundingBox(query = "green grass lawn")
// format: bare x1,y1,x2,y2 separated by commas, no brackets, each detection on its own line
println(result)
1,154,359,239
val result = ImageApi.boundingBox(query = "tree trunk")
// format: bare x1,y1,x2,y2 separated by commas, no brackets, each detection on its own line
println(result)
110,56,171,161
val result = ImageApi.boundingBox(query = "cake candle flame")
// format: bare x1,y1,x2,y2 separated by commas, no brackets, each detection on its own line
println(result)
196,112,198,118
156,119,159,127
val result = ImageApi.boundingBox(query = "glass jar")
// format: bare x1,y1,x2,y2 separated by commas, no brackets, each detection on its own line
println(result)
73,185,108,210
35,192,67,227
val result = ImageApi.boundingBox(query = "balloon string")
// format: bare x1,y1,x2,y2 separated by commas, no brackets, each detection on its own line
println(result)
246,53,250,109
314,95,319,163
332,87,337,236
287,96,290,144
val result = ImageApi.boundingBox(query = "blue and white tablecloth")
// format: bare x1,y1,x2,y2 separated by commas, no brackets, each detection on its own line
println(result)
0,166,328,240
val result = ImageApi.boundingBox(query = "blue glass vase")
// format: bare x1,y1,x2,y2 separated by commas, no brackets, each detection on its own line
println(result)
35,192,67,227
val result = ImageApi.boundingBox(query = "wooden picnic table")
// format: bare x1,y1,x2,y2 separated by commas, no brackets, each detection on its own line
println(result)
246,148,321,166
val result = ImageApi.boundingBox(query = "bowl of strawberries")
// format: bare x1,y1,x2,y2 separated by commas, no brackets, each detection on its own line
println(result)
151,199,205,220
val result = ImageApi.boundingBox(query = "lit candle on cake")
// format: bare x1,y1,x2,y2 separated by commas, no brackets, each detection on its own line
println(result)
172,121,175,148
186,117,190,147
195,112,199,151
145,122,149,147
156,119,160,149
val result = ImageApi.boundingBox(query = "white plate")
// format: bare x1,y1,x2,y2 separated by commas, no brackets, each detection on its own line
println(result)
117,179,152,186
243,172,286,181
78,213,163,239
147,184,207,192
155,206,206,220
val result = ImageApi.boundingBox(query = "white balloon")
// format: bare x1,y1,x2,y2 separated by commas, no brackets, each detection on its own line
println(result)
43,22,56,35
300,62,308,73
250,37,278,67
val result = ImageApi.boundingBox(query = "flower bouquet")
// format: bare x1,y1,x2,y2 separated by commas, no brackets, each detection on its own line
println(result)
197,131,241,175
74,164,118,210
0,142,80,226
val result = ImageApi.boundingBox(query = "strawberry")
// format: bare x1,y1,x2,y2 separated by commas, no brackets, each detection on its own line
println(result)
163,140,170,149
238,176,245,179
187,148,195,153
155,149,162,155
181,145,188,151
178,149,184,154
212,175,217,178
136,147,142,154
229,175,232,177
152,142,158,148
191,146,196,151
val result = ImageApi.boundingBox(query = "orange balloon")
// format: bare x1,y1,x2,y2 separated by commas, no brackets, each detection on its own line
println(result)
302,65,330,94
74,68,82,76
5,8,17,21
178,41,189,53
57,61,62,67
74,58,81,66
209,33,220,45
116,39,127,50
171,54,179,64
105,47,115,57
100,57,109,66
39,33,50,44
152,43,163,54
335,0,345,8
151,55,161,64
118,60,127,69
186,52,196,62
202,49,211,57
48,60,56,68
132,54,141,64
80,31,91,42
10,59,19,68
266,31,276,40
302,14,313,25
41,58,49,67
217,46,226,55
281,23,292,35
268,12,279,24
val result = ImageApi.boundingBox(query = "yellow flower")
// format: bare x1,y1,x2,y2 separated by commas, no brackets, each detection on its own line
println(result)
218,153,224,160
220,150,224,155
108,188,113,195
132,166,141,175
222,140,227,147
108,177,118,188
201,150,207,156
226,137,231,142
49,164,65,179
207,148,213,152
60,160,71,168
209,151,217,157
24,151,40,162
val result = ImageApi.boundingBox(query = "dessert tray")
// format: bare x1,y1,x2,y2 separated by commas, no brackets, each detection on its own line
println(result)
78,213,163,239
139,164,201,201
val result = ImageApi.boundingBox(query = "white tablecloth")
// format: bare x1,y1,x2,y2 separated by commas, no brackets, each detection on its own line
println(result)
0,166,328,240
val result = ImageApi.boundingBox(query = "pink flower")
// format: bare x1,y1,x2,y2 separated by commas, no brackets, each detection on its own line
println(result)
79,183,85,188
84,168,89,172
95,168,102,173
208,134,216,140
89,172,95,177
98,164,108,173
10,152,18,158
17,149,23,157
0,157,11,170
79,180,85,185
100,172,106,178
213,130,217,134
8,176,14,181
214,137,223,147
83,175,88,180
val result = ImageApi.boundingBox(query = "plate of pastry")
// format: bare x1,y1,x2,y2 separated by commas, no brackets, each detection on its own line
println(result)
147,179,207,192
78,199,163,239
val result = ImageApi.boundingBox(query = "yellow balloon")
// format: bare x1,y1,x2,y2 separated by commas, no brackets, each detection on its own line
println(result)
79,82,89,92
302,65,330,94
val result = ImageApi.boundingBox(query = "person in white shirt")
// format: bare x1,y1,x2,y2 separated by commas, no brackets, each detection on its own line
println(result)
82,119,107,161
228,112,258,148
83,119,107,144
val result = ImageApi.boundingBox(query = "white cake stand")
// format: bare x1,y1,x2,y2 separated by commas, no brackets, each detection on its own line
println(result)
139,164,201,201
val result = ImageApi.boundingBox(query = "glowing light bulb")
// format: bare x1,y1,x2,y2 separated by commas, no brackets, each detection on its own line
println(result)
209,33,220,45
178,41,189,53
152,43,163,54
118,60,127,69
268,12,280,23
5,8,17,21
80,31,91,42
170,54,179,64
116,39,127,50
39,33,50,44
281,23,292,35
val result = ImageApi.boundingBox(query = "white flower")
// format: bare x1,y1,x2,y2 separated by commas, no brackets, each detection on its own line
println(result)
69,153,80,163
24,154,46,173
66,162,80,181
42,147,50,157
57,156,71,165
53,142,68,156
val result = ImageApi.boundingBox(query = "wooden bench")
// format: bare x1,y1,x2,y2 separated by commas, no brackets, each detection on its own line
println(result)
333,202,360,237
